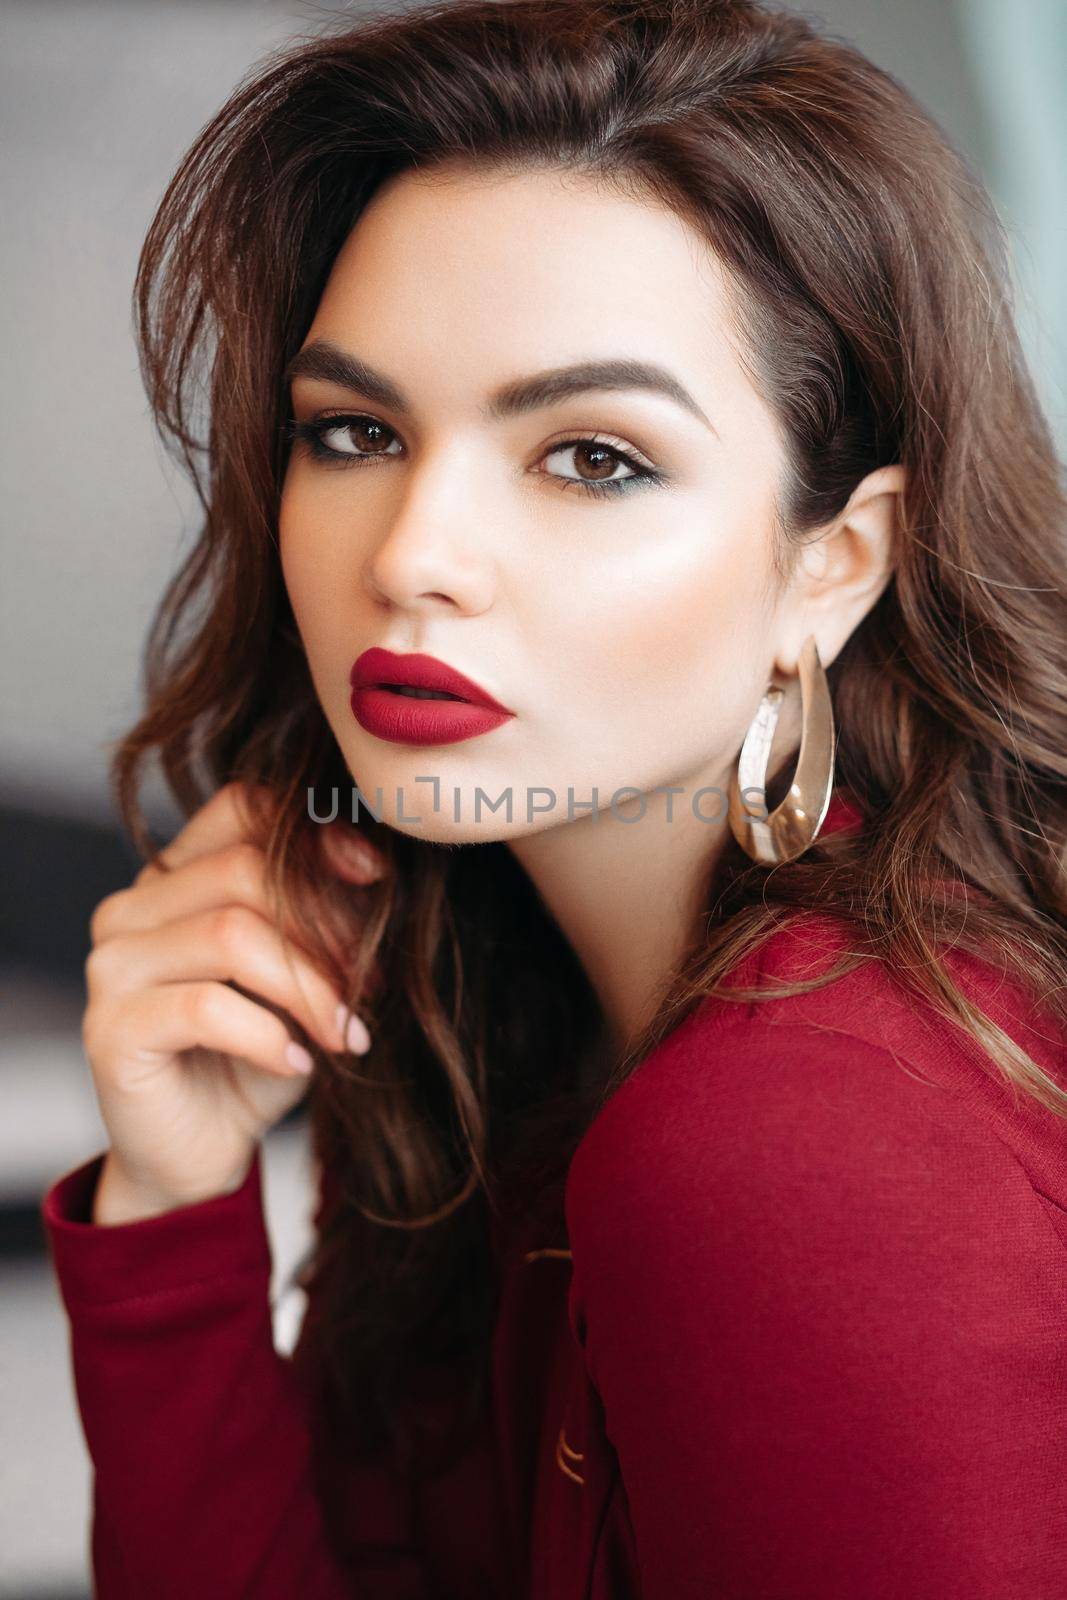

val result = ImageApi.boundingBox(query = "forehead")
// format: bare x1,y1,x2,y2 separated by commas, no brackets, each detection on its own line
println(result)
307,163,747,392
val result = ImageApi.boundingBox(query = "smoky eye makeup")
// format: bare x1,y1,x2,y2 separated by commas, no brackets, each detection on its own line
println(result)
284,411,671,500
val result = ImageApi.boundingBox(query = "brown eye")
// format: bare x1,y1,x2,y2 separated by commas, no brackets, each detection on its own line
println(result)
539,436,656,496
543,441,633,484
317,416,400,457
572,443,626,481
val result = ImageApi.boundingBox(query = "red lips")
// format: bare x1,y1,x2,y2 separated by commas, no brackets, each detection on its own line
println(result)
349,648,515,746
350,648,511,709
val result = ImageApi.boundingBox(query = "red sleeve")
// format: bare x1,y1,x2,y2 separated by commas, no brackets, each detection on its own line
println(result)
565,1021,1067,1599
41,1143,434,1599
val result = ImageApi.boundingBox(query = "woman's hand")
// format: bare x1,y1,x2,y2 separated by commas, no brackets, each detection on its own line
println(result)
82,781,385,1224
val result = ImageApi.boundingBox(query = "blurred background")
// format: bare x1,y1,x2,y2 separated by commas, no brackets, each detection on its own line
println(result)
1,1,1064,1593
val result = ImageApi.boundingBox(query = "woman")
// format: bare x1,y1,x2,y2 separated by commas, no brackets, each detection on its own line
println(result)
41,0,1067,1595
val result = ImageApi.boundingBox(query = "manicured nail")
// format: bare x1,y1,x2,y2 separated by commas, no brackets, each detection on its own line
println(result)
352,845,385,880
333,830,385,880
285,1041,314,1075
336,1003,372,1055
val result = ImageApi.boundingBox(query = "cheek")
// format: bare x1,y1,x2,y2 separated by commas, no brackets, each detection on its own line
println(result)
535,496,777,723
278,483,345,639
276,484,364,742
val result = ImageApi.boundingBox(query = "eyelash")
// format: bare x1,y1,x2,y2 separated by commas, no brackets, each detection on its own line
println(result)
284,413,664,499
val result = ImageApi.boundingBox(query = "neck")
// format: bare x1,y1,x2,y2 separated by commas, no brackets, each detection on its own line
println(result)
507,754,738,1061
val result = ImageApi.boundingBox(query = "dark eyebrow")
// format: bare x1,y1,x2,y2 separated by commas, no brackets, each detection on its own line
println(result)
284,339,717,435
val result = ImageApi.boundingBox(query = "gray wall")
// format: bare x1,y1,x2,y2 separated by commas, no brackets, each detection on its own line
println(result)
2,0,1063,827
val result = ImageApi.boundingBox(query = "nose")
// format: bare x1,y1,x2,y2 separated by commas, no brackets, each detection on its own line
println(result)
362,448,496,617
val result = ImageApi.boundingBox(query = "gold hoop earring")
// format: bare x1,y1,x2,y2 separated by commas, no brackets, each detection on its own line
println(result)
727,634,836,865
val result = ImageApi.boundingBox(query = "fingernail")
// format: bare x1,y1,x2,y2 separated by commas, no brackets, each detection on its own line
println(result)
286,1041,314,1075
334,830,385,879
353,844,384,877
336,1003,372,1055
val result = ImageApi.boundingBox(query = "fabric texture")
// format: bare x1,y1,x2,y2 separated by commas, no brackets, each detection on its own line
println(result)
41,793,1067,1597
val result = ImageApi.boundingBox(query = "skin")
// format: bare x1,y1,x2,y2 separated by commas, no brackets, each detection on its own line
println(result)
280,164,901,1060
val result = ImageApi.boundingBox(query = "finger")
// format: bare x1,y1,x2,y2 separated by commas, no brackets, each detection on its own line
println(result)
148,781,278,876
98,981,319,1084
86,905,359,1055
91,838,376,1052
93,842,286,945
140,783,387,893
317,820,389,886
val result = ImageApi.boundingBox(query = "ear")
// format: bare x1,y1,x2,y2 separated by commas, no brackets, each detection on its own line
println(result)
774,464,903,676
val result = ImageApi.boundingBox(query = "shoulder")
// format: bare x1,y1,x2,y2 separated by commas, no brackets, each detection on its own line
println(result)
562,913,1067,1596
564,910,1067,1264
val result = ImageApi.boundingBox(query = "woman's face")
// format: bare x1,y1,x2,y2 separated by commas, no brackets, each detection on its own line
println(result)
279,164,793,843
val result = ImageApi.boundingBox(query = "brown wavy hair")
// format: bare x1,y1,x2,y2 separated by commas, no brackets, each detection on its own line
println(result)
113,0,1067,1487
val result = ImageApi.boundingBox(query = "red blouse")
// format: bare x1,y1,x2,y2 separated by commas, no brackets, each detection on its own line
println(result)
42,795,1067,1597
